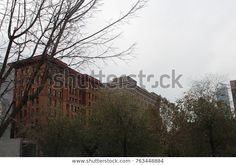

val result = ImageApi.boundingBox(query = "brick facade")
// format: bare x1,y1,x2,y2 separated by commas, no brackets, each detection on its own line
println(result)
10,56,101,137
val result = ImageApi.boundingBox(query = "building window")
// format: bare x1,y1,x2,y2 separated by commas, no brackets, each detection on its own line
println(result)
20,110,23,119
88,93,90,99
24,109,27,117
48,97,52,106
37,76,40,84
36,97,39,104
48,88,52,95
71,105,73,111
31,108,34,117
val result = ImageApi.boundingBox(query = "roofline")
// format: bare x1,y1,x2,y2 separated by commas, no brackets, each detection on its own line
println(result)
8,55,68,68
8,55,102,84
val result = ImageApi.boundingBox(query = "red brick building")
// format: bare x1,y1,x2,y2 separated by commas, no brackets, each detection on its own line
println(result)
9,56,101,137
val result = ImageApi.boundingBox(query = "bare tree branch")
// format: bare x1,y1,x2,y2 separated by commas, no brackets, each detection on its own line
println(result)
0,0,148,137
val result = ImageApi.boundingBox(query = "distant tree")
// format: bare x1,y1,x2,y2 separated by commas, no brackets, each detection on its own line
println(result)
167,76,236,157
85,89,165,157
145,104,168,156
25,106,87,157
24,89,166,157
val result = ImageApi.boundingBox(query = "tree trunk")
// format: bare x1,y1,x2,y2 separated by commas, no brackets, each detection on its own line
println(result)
123,134,127,157
208,124,216,157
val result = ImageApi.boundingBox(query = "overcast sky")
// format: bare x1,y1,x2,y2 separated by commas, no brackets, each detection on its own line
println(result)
84,0,236,101
2,0,235,101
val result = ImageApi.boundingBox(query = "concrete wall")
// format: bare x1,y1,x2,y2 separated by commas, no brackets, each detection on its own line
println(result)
0,138,21,157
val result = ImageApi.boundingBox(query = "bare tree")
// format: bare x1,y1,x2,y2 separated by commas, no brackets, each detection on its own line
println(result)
0,0,147,137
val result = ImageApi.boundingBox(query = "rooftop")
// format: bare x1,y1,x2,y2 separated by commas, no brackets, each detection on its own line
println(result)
8,55,101,83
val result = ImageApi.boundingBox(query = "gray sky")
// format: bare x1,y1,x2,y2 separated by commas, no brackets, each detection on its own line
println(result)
85,0,236,101
2,0,235,101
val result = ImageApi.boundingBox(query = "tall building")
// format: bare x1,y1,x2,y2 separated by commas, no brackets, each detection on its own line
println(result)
9,55,101,138
216,83,230,106
104,76,161,108
230,80,236,111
